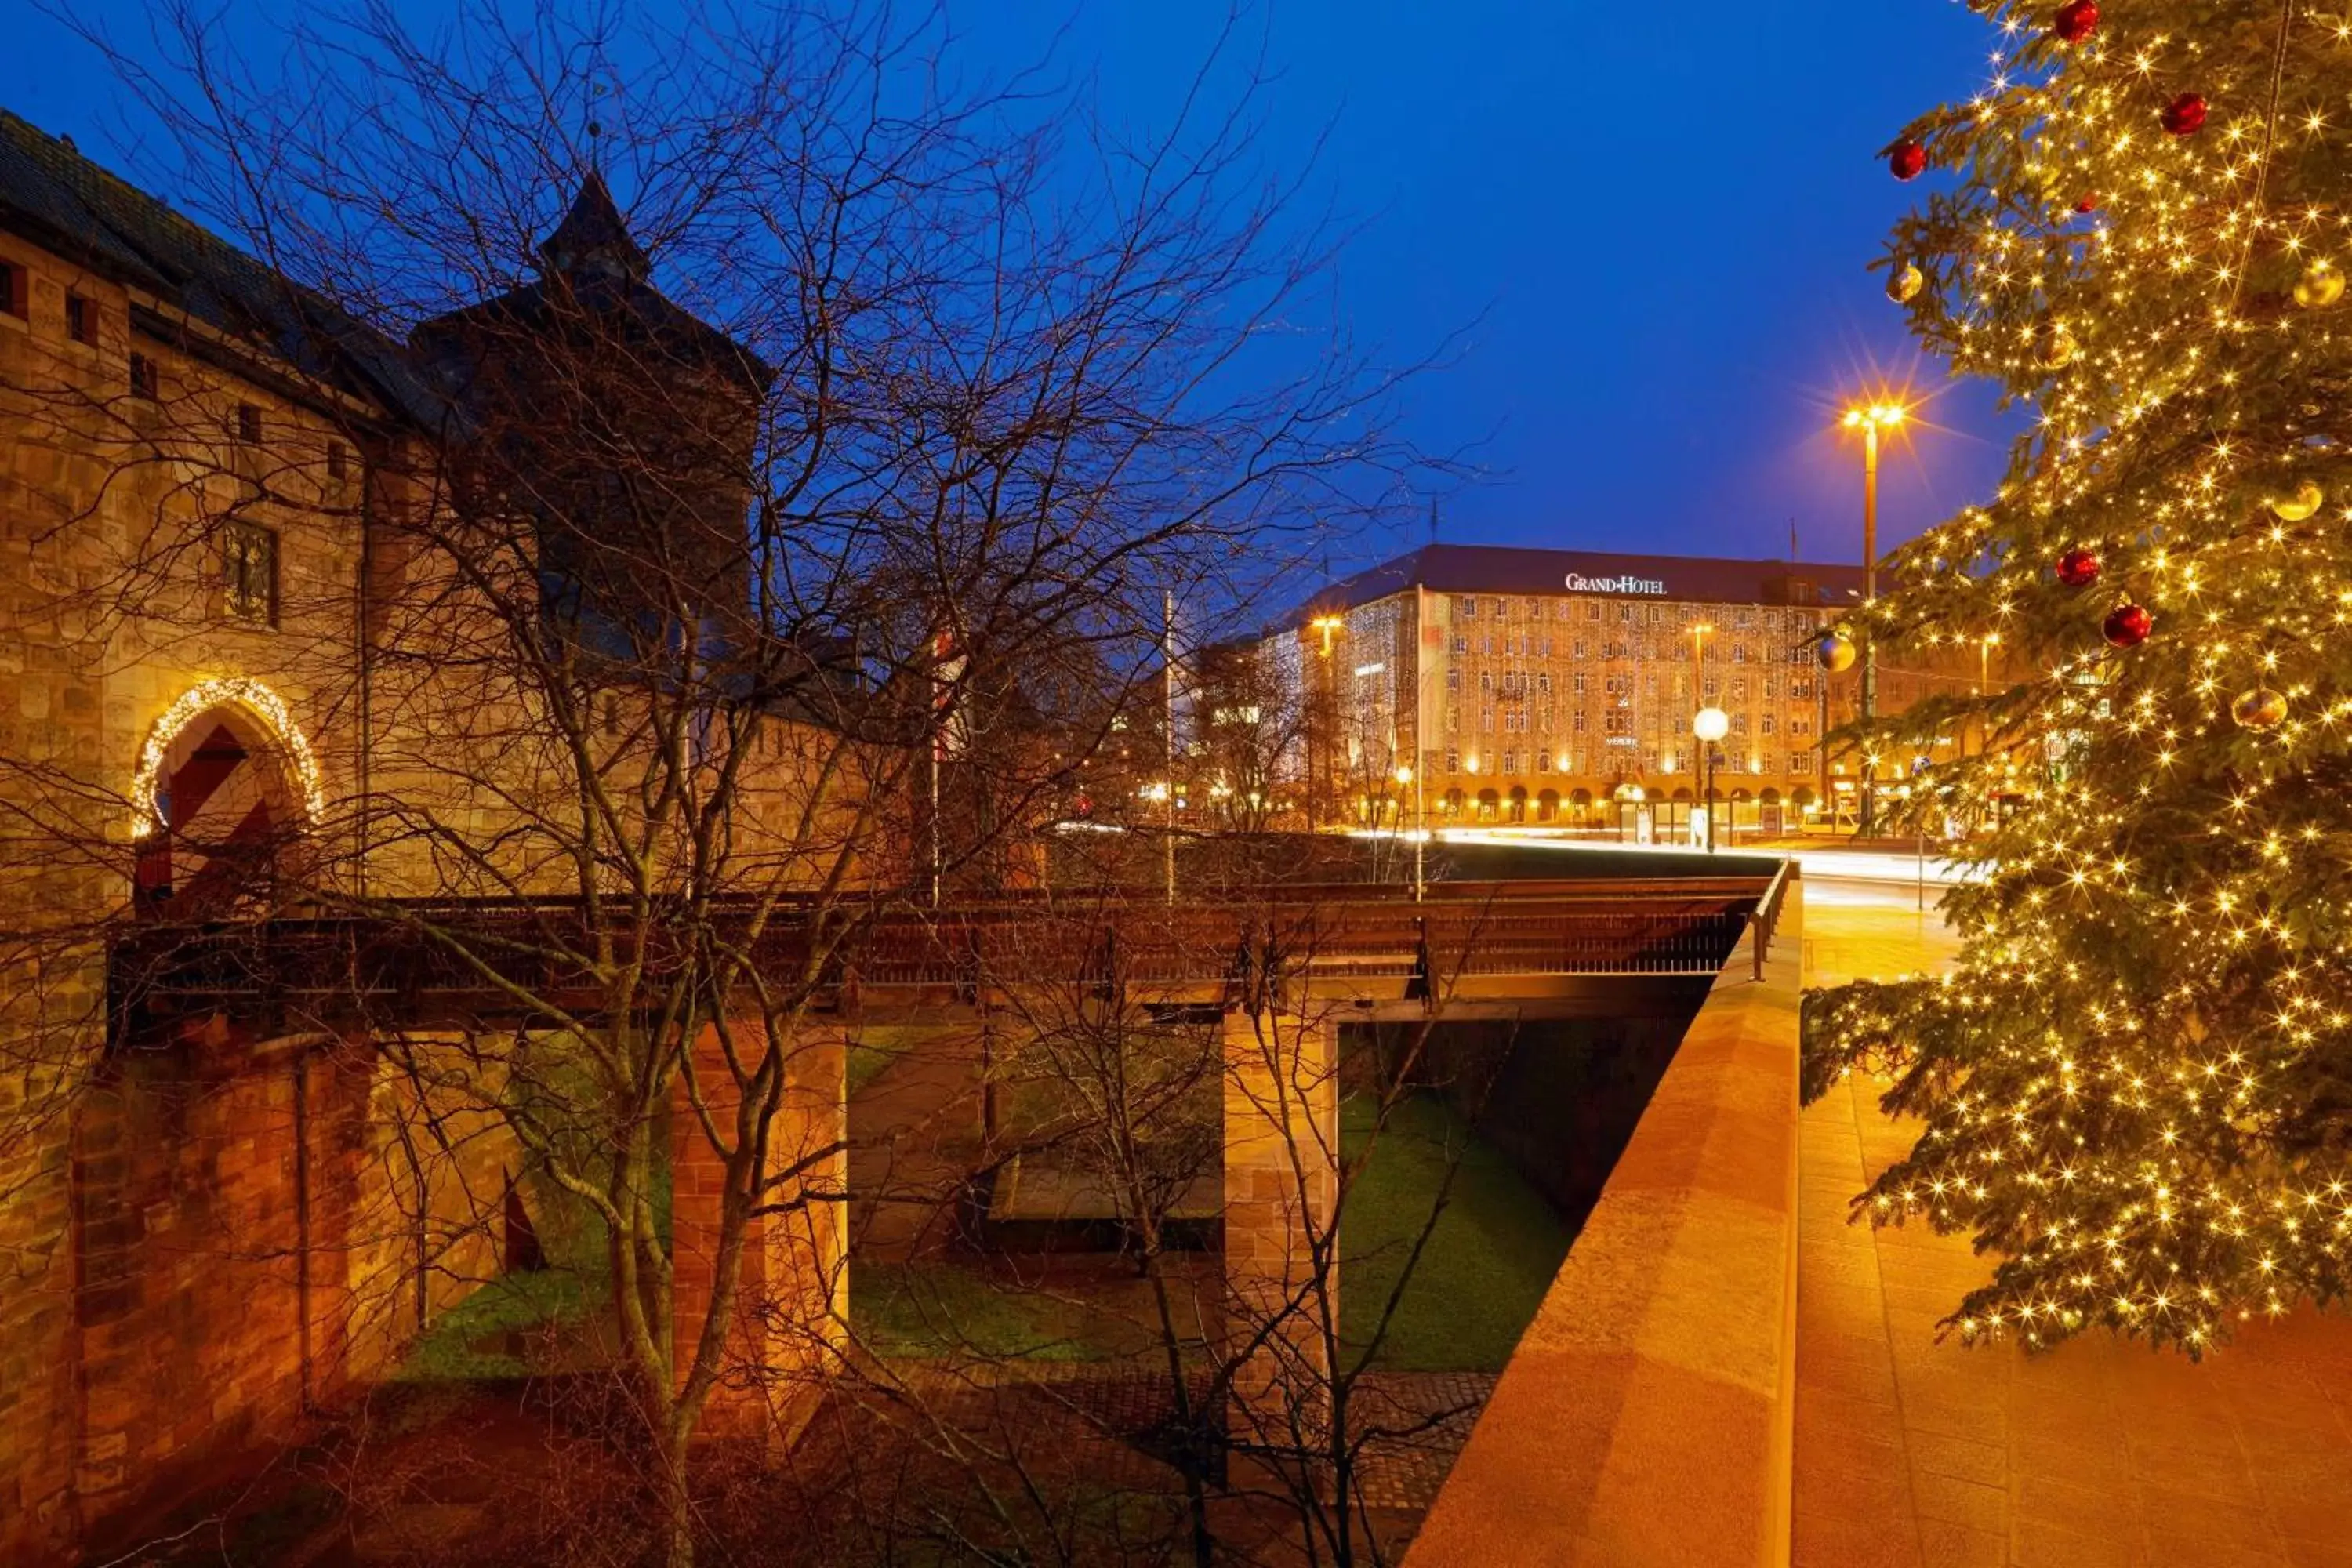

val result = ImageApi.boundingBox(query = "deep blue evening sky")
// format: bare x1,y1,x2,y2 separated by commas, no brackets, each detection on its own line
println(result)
1,2,2016,575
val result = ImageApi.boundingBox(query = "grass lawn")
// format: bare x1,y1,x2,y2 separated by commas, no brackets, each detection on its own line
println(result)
853,1258,1160,1362
845,1022,957,1099
395,1266,598,1381
1339,1092,1572,1373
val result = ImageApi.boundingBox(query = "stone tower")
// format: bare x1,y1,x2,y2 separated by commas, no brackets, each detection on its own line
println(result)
411,172,774,637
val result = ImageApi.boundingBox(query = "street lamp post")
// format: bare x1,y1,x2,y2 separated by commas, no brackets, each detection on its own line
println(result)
1693,706,1730,853
1396,763,1421,899
1308,615,1344,828
1840,401,1907,838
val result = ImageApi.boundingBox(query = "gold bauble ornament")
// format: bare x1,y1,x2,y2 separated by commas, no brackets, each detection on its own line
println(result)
2294,261,2344,310
2268,481,2324,523
2036,321,2077,369
2230,688,2288,731
1888,263,1926,304
1816,630,1858,673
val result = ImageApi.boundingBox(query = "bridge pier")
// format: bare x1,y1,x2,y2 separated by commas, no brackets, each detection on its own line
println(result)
1221,1005,1338,1449
669,1018,848,1446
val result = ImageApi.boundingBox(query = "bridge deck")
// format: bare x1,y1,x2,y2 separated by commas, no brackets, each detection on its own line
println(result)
107,874,1780,1040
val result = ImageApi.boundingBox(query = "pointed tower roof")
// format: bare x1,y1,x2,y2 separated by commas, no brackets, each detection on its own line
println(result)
413,168,771,397
537,172,650,283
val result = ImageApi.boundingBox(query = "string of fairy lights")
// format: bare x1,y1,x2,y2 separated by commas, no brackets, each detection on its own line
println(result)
1808,0,2352,1352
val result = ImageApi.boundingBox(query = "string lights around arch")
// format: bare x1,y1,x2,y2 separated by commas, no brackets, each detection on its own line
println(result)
129,677,325,838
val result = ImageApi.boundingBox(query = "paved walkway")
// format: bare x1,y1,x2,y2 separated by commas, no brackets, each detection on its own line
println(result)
1794,886,2352,1568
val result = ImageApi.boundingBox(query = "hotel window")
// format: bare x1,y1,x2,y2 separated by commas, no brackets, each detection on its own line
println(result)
1555,601,1572,620
0,260,25,319
1536,752,1552,773
1446,704,1461,732
1617,604,1632,622
1762,715,1777,735
1489,598,1504,619
1791,678,1813,699
1479,670,1493,692
66,293,97,345
1573,712,1587,733
1458,596,1476,619
1731,679,1748,701
1704,677,1719,698
1572,640,1587,660
1790,750,1810,773
1445,748,1460,773
236,403,263,445
1733,644,1750,663
1733,713,1749,734
129,353,158,400
1453,637,1468,655
1537,704,1552,731
1587,601,1601,622
1536,672,1551,694
1446,667,1460,691
1572,673,1586,695
1481,707,1494,731
222,521,278,626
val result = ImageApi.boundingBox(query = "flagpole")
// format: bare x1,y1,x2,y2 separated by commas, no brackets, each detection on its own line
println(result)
1163,590,1177,905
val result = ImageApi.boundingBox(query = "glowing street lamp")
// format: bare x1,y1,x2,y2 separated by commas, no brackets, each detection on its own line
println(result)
1839,397,1910,837
1693,705,1730,853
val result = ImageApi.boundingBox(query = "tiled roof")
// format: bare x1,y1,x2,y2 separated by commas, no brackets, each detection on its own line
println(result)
538,171,651,282
412,176,772,394
0,111,448,428
1304,543,1867,615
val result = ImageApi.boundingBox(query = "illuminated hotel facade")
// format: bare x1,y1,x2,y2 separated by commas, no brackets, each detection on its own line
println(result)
1271,543,1991,839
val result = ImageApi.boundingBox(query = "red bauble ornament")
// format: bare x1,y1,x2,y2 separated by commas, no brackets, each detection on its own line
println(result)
2074,193,2098,214
2102,603,2153,648
2056,546,2101,588
2053,0,2100,42
2161,93,2209,136
1889,140,1929,180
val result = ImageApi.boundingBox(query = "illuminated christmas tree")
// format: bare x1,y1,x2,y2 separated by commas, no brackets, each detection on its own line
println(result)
1803,0,2352,1354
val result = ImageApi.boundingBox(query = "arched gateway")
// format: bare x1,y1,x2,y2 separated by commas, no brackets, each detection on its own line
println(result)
130,678,321,914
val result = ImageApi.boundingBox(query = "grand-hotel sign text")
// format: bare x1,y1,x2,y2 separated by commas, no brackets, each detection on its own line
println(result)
1563,572,1668,596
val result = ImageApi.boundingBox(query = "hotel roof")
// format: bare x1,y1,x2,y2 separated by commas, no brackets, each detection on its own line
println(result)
1302,543,1867,615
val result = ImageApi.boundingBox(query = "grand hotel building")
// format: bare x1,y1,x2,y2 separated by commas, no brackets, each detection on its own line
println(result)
1271,543,1987,839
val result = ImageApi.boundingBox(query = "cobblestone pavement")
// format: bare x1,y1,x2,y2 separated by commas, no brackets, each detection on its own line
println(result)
1795,887,2352,1568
